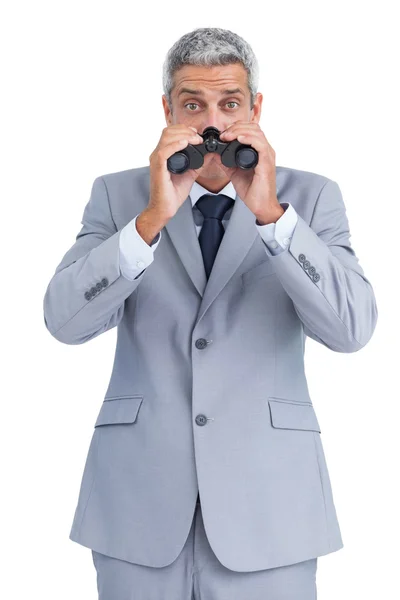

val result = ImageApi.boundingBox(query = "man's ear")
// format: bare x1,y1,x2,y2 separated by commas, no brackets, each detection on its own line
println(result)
162,95,173,125
250,92,262,123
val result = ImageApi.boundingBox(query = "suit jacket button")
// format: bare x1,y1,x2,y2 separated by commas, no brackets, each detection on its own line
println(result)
308,266,316,275
95,282,102,292
90,286,97,296
101,277,109,287
195,414,208,426
303,260,311,270
84,291,92,301
313,273,320,282
195,338,208,349
298,253,306,262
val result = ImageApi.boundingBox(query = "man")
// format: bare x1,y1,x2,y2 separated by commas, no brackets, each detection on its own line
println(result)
43,27,378,600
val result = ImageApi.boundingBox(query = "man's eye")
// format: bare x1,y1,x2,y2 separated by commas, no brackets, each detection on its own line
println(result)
184,102,239,111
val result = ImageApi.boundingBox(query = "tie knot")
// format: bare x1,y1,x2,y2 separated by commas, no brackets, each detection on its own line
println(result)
196,194,235,221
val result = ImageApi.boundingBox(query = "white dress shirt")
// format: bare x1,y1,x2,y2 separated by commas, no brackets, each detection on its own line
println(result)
118,180,298,281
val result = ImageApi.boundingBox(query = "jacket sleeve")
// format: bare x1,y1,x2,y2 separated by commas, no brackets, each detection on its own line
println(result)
260,179,378,352
43,176,149,345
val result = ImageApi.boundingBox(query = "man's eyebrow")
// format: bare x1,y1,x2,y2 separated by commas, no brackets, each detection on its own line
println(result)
178,87,245,97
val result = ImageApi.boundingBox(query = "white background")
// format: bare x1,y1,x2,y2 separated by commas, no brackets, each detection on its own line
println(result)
2,1,399,598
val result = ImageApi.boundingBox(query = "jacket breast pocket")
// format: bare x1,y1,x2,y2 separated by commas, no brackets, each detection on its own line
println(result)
268,397,321,433
241,260,276,286
94,395,144,427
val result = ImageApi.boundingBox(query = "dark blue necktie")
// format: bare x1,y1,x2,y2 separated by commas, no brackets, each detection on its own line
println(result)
196,194,235,280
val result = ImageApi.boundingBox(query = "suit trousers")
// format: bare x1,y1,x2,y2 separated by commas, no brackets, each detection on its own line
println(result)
91,494,318,600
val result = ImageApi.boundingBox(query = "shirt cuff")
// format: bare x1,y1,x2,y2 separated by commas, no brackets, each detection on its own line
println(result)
118,214,162,280
255,203,298,254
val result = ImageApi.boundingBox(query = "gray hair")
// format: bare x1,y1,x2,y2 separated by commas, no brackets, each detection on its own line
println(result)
162,27,259,112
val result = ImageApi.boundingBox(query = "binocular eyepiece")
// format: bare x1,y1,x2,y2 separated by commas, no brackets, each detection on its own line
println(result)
167,126,258,174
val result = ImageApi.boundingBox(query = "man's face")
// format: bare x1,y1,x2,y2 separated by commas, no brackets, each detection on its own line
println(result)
162,64,262,181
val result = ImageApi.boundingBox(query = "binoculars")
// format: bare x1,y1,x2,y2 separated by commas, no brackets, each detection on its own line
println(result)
167,126,259,174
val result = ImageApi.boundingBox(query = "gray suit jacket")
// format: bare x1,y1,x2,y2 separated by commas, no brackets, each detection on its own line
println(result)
43,165,378,572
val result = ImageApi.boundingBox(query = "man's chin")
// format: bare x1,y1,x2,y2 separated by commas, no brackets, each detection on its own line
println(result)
196,155,226,178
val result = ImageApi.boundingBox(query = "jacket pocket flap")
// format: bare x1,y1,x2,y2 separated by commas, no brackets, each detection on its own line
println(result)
268,398,321,432
94,395,143,427
242,260,276,285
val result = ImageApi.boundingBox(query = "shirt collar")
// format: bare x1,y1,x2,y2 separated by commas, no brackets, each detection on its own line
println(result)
189,180,237,208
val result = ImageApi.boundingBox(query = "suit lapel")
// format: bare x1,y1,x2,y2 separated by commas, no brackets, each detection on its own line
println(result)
165,191,262,324
146,166,281,324
200,194,259,324
164,194,208,297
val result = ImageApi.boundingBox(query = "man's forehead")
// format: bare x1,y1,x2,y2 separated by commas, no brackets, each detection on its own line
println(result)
177,86,246,98
173,65,247,96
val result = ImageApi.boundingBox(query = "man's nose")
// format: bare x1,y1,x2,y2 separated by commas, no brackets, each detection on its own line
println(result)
200,124,228,136
199,113,228,135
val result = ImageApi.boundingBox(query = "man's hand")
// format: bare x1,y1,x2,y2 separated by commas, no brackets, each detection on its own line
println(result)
219,121,283,224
